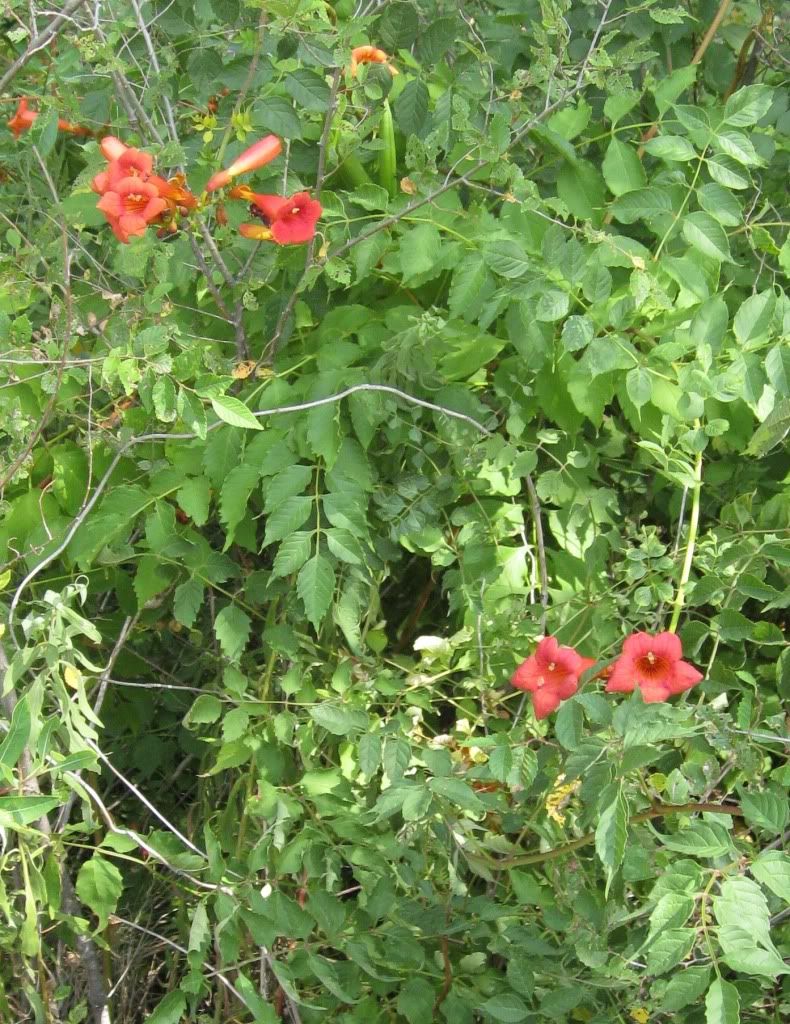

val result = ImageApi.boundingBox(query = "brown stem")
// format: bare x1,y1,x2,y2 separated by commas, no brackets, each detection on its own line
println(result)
494,801,744,868
433,935,453,1013
639,0,733,151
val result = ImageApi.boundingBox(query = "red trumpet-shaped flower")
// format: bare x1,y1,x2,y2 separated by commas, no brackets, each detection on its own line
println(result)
96,177,168,243
205,135,282,191
511,637,596,720
100,136,128,161
91,146,154,194
235,189,322,245
8,98,90,139
605,631,703,703
350,46,399,77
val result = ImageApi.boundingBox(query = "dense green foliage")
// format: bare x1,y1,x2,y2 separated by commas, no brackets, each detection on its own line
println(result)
0,1,788,1022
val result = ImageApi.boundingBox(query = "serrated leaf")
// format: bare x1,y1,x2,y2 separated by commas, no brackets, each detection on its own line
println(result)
746,399,790,457
626,366,652,410
263,464,313,513
561,315,594,352
296,553,334,631
657,821,734,858
310,703,369,735
152,376,177,422
394,79,429,136
174,579,204,628
555,701,583,750
705,978,740,1024
484,240,532,278
480,993,530,1022
271,531,313,577
219,463,260,544
449,254,491,319
751,850,790,902
645,927,696,975
211,395,263,430
644,135,696,161
660,966,711,1011
214,604,252,663
595,787,628,883
602,138,646,196
610,186,673,224
765,345,790,397
177,476,211,526
358,732,381,777
263,495,312,546
285,69,330,111
724,84,774,126
714,130,763,167
682,213,733,263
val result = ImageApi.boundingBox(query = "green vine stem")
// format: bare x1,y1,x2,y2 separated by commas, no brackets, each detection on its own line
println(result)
668,438,703,634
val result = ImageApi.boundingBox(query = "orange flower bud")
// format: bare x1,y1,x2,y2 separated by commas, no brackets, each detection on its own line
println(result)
239,223,274,241
205,134,282,191
100,136,128,161
350,45,398,77
228,184,256,201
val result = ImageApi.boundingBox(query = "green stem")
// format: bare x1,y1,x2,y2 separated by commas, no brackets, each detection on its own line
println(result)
668,438,703,634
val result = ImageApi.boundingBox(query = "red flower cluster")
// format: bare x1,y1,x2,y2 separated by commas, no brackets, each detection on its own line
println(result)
8,97,90,139
90,136,196,243
511,631,703,720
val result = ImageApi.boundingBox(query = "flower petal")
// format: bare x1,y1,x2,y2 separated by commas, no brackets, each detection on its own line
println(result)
533,686,562,719
511,656,541,692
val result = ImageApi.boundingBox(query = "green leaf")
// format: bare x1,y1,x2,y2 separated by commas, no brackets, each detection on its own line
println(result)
705,978,740,1024
271,531,313,577
561,315,594,352
285,69,330,111
535,289,570,322
152,376,177,422
214,604,252,663
724,84,774,126
0,695,30,769
146,991,187,1024
660,966,711,1011
219,463,260,544
177,476,211,526
555,701,583,750
602,138,646,196
449,254,491,319
696,183,742,226
648,892,695,937
75,854,123,930
358,732,381,777
174,579,204,629
751,850,790,902
397,977,436,1024
429,776,485,812
263,495,313,546
626,367,652,410
484,240,532,279
714,130,762,167
185,693,223,726
480,992,530,1022
682,213,733,263
394,79,430,136
740,789,789,834
0,795,60,825
309,703,369,735
657,821,734,858
717,926,789,977
644,136,696,161
398,223,442,284
297,554,334,631
746,399,790,457
610,186,673,224
262,464,312,514
765,345,790,396
595,787,628,883
645,927,696,975
211,395,263,430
